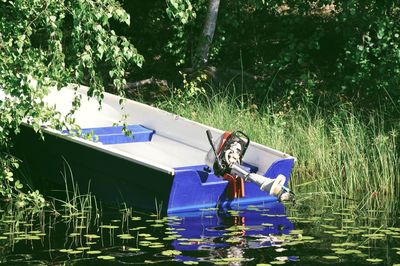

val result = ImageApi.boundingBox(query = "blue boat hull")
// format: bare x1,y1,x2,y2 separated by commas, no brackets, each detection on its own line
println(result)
13,126,294,214
168,158,295,213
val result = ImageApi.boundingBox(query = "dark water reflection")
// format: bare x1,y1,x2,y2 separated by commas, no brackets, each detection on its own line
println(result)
1,201,400,265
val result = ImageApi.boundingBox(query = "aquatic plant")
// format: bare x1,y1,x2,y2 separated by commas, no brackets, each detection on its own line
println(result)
2,194,400,265
52,161,100,231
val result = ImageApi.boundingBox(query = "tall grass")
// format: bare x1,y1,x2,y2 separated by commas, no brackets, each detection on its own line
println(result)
157,89,400,214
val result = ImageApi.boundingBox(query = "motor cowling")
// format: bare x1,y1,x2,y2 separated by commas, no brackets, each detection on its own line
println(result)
205,131,249,176
205,130,293,201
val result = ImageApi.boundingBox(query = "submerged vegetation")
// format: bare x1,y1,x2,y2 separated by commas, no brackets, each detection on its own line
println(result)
1,192,400,265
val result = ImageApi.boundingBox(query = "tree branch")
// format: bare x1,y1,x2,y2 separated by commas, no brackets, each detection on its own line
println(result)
183,66,268,82
124,77,168,89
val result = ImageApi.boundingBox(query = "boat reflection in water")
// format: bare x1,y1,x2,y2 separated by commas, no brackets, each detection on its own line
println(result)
167,201,297,264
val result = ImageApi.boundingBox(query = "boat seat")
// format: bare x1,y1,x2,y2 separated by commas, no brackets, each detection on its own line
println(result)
63,125,154,145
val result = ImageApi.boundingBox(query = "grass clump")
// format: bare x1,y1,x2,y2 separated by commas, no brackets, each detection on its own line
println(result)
157,87,400,214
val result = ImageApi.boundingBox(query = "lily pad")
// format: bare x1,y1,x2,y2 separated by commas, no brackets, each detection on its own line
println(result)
26,235,41,240
67,250,83,254
130,227,146,231
366,258,383,263
183,261,199,265
76,247,90,251
117,234,134,239
59,249,73,253
87,250,102,255
149,244,165,248
145,236,158,241
161,250,182,256
322,256,339,260
100,225,119,229
97,255,115,260
151,224,164,227
270,261,285,265
84,234,101,239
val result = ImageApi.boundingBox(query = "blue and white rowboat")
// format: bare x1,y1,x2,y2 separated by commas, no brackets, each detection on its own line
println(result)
10,84,295,213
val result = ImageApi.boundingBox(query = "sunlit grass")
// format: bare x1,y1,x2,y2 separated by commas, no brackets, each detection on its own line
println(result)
157,89,400,214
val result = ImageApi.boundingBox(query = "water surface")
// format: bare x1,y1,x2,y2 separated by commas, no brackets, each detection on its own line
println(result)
1,200,399,265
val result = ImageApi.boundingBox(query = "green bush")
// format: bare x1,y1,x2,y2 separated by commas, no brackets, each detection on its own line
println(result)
0,0,142,199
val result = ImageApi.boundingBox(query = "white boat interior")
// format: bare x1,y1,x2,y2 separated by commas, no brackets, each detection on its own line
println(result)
38,85,293,175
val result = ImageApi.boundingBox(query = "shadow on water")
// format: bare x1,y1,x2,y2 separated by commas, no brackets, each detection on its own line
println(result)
0,198,400,265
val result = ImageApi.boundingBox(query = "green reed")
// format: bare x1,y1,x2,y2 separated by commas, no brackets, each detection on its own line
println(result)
158,89,400,214
49,159,102,241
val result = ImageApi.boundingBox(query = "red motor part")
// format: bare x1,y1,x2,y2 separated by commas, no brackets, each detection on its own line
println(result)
223,173,245,199
216,131,232,154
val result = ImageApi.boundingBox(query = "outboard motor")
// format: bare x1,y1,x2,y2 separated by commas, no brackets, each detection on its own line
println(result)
205,130,293,201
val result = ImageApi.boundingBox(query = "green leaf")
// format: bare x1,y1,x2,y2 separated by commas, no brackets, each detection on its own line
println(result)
14,180,23,189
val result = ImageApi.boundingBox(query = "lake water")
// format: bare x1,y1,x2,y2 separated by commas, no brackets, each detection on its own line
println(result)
1,198,399,265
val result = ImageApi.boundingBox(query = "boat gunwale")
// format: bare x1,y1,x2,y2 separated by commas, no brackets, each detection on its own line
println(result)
24,122,176,176
15,84,296,177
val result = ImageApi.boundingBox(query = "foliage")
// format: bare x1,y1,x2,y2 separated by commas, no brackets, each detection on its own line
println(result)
157,72,207,110
165,0,198,66
0,0,143,198
337,3,400,101
123,0,400,108
212,0,400,105
2,0,400,208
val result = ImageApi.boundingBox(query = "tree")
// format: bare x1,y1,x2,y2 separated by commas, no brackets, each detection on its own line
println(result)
161,0,400,105
165,0,221,68
194,0,221,67
0,0,143,198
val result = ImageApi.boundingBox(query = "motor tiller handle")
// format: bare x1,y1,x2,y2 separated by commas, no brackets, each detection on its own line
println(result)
206,130,223,169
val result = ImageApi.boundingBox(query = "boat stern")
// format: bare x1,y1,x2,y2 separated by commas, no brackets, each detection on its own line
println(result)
167,157,295,214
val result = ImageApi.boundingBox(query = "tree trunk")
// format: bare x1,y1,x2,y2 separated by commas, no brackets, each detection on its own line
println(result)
194,0,220,67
